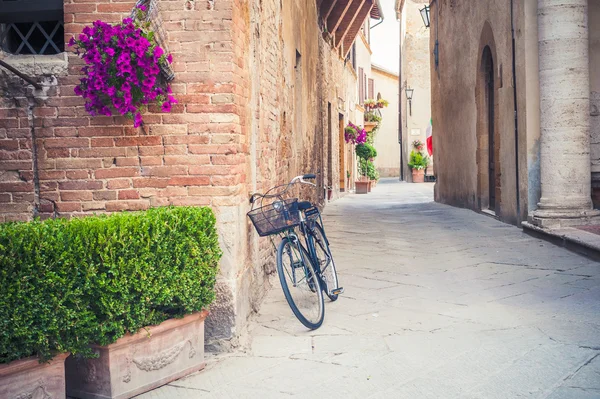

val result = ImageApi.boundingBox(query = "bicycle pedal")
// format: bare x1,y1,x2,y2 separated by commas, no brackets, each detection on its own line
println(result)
331,287,344,295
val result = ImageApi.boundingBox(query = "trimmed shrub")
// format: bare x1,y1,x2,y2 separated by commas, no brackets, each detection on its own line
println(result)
356,143,377,161
0,206,221,364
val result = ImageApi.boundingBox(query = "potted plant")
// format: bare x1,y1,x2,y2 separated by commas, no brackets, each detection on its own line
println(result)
355,143,377,193
408,150,430,183
363,98,388,133
64,207,220,398
69,3,177,127
344,122,367,145
0,218,98,398
412,140,425,152
0,206,221,399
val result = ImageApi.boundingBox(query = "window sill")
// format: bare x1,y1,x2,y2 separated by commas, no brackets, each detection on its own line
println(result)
0,52,68,77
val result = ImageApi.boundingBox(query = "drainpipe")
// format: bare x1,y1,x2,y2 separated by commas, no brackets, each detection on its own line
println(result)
511,0,521,224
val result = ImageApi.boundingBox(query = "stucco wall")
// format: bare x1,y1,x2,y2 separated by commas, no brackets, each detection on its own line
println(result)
372,67,400,177
400,0,431,181
430,0,529,224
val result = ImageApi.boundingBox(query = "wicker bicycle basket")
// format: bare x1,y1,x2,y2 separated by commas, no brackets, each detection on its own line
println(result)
247,198,301,237
131,0,175,81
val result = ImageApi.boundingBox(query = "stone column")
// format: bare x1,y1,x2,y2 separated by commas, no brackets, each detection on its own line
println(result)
532,0,599,227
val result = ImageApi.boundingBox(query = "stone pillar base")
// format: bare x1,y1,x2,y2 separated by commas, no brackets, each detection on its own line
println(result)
529,208,600,229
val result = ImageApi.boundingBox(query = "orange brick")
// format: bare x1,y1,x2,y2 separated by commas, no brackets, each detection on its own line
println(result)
118,190,140,200
107,179,131,189
167,176,210,186
133,178,170,188
60,191,93,201
95,168,140,179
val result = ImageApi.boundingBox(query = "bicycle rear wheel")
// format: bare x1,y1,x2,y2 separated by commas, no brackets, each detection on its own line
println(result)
277,237,324,329
310,223,340,301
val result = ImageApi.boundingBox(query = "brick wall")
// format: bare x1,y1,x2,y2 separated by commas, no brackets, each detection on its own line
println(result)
0,0,359,348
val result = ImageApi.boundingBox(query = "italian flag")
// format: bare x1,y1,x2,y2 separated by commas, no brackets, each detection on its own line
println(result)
426,118,433,156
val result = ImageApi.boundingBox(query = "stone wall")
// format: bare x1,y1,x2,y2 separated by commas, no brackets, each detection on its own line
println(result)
0,0,359,349
590,1,600,206
430,0,529,224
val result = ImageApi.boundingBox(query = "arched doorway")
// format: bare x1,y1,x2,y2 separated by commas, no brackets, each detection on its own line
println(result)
477,43,499,214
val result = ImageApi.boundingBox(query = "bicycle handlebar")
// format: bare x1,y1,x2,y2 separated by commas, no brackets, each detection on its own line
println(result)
250,173,317,203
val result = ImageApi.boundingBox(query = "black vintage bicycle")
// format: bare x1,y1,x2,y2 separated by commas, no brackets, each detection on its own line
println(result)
248,174,343,329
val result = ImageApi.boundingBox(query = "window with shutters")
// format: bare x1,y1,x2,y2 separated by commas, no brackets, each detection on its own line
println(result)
368,78,374,100
358,67,364,105
0,0,64,55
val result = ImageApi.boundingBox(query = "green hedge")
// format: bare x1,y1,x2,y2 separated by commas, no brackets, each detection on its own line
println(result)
0,206,221,364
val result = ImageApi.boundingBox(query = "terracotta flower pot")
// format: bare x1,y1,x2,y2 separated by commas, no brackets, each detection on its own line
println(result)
66,311,209,399
0,353,69,399
363,121,378,133
412,169,425,183
355,181,369,194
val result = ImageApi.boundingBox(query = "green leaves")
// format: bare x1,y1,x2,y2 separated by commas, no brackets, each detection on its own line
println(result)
408,150,430,170
0,207,221,364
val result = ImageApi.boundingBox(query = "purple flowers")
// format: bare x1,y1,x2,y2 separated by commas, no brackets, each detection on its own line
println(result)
69,5,176,128
344,122,367,145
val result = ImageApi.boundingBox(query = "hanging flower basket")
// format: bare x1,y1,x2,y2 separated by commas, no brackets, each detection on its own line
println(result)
70,2,177,127
130,0,175,82
344,122,367,145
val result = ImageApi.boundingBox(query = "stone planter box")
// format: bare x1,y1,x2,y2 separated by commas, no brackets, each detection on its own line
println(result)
66,311,209,399
0,352,68,399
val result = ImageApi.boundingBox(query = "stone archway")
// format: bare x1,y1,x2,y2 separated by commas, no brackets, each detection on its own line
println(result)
475,22,500,214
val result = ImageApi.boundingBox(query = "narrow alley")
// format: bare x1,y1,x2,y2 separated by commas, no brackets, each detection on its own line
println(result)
141,180,600,399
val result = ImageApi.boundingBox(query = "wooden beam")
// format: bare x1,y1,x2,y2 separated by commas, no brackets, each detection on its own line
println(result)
342,0,373,56
327,0,353,35
323,0,339,21
334,0,365,49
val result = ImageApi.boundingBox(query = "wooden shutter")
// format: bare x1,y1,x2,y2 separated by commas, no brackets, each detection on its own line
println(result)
368,78,374,100
358,67,364,105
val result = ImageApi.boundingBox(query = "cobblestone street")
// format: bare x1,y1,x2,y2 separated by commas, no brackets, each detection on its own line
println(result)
141,179,600,398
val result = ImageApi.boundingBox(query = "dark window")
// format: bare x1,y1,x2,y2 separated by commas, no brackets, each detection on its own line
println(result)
0,0,64,55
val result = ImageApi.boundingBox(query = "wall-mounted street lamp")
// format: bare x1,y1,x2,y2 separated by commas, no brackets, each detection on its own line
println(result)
405,86,414,116
419,5,430,28
420,3,439,70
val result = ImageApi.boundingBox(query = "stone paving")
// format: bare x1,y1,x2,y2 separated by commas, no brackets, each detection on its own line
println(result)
140,179,600,398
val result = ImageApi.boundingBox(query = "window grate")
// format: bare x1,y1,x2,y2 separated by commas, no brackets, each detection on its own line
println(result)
0,20,64,55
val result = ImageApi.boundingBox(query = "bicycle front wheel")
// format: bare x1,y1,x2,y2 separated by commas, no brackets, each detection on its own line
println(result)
277,237,324,329
310,223,340,301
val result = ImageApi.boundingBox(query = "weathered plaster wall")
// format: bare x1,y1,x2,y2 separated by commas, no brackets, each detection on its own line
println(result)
430,0,529,224
400,0,431,181
372,67,400,177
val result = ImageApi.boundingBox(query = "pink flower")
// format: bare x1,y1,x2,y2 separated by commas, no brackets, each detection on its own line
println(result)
167,54,173,64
